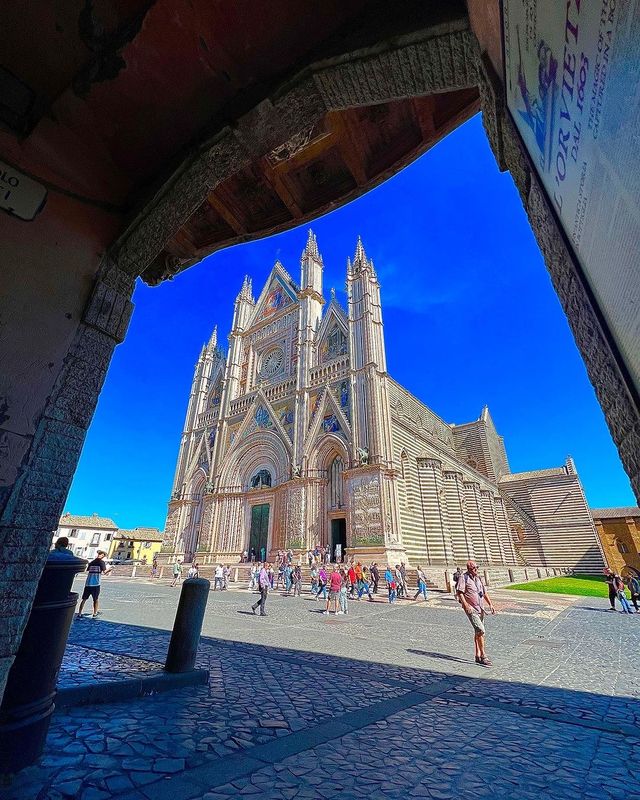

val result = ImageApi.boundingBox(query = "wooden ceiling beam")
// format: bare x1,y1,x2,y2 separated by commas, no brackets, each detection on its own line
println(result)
411,96,437,140
257,160,303,218
327,111,368,186
207,191,247,235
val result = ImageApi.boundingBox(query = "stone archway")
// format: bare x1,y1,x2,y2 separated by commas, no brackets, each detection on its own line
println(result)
1,2,638,709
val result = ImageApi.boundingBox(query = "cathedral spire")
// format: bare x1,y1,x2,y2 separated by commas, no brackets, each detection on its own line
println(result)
207,325,218,352
236,275,254,303
302,229,322,263
300,229,323,297
354,235,366,265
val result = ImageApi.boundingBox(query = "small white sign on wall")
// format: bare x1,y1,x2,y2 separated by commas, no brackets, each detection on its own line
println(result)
0,161,47,221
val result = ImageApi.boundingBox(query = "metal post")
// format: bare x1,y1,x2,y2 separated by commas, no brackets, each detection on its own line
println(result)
164,578,210,673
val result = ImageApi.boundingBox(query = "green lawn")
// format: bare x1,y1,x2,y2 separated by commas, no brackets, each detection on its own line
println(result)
508,574,608,597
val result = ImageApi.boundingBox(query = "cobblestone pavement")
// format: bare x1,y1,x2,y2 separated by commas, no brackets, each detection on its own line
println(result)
58,645,162,690
3,580,639,800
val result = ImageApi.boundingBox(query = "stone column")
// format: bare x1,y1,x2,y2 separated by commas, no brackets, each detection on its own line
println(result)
0,263,133,702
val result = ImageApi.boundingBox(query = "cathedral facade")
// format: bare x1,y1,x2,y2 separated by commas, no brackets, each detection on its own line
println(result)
164,232,604,574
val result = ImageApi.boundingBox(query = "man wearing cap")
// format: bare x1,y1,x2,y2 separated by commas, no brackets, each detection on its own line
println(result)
77,550,112,619
456,560,496,666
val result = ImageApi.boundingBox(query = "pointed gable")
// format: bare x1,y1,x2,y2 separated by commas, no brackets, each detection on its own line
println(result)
316,298,348,363
232,390,293,452
304,386,350,457
249,261,299,327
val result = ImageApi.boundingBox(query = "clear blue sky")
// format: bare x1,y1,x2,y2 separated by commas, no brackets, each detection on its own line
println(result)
65,114,635,529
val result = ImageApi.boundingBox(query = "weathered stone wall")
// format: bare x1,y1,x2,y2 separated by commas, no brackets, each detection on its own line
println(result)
0,262,133,701
478,51,640,504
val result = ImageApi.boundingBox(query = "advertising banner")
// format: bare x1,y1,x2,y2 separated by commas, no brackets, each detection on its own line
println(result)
503,0,640,390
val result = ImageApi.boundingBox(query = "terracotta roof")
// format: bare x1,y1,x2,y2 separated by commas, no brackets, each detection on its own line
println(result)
114,527,164,543
591,507,640,520
59,513,117,530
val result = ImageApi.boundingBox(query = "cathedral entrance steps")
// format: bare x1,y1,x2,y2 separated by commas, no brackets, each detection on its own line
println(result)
182,562,441,590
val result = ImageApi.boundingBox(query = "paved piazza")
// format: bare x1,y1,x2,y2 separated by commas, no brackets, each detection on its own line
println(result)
3,577,639,800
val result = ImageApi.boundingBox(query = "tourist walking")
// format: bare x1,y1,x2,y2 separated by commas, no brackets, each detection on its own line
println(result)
248,564,259,590
395,565,405,598
250,547,256,563
77,550,112,619
251,563,270,616
456,560,496,667
357,566,374,601
171,559,183,587
615,573,634,614
213,564,224,590
316,566,328,600
400,562,408,596
222,564,231,589
384,565,393,601
284,563,293,595
293,564,302,596
325,566,342,615
413,566,428,601
151,556,159,578
338,567,349,614
347,564,357,597
604,568,619,611
310,564,319,597
628,574,640,612
452,565,462,593
370,563,379,594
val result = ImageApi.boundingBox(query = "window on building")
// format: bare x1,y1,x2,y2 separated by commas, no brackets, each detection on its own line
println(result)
105,533,112,541
400,450,408,480
329,456,344,509
70,528,78,537
617,539,630,554
143,541,151,548
90,533,100,547
251,469,272,489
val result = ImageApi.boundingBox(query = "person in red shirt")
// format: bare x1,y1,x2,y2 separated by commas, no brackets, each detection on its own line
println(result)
324,566,342,615
347,565,357,597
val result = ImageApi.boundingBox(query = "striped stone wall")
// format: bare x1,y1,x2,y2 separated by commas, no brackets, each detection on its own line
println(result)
500,464,605,573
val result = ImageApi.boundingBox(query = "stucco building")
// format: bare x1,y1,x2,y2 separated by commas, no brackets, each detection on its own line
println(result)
592,507,640,578
165,232,604,573
53,513,118,560
109,527,164,564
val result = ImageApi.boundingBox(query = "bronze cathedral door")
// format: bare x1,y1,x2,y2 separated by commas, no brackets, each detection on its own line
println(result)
249,504,269,561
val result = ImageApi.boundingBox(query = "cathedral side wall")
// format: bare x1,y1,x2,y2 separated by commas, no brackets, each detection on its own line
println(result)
500,472,605,573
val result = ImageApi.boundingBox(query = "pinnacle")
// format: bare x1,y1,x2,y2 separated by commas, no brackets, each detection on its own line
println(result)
207,324,218,350
302,228,322,262
237,274,254,303
354,235,366,264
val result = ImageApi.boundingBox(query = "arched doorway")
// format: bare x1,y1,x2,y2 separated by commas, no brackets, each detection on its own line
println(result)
327,455,346,562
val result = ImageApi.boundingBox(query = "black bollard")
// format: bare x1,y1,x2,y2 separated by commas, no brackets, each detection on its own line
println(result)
0,553,86,774
164,578,210,673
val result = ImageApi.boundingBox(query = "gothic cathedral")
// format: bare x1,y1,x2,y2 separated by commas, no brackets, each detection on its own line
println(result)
164,232,604,574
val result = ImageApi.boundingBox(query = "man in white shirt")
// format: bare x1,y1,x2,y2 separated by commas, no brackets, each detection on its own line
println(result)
251,563,270,616
213,564,224,591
